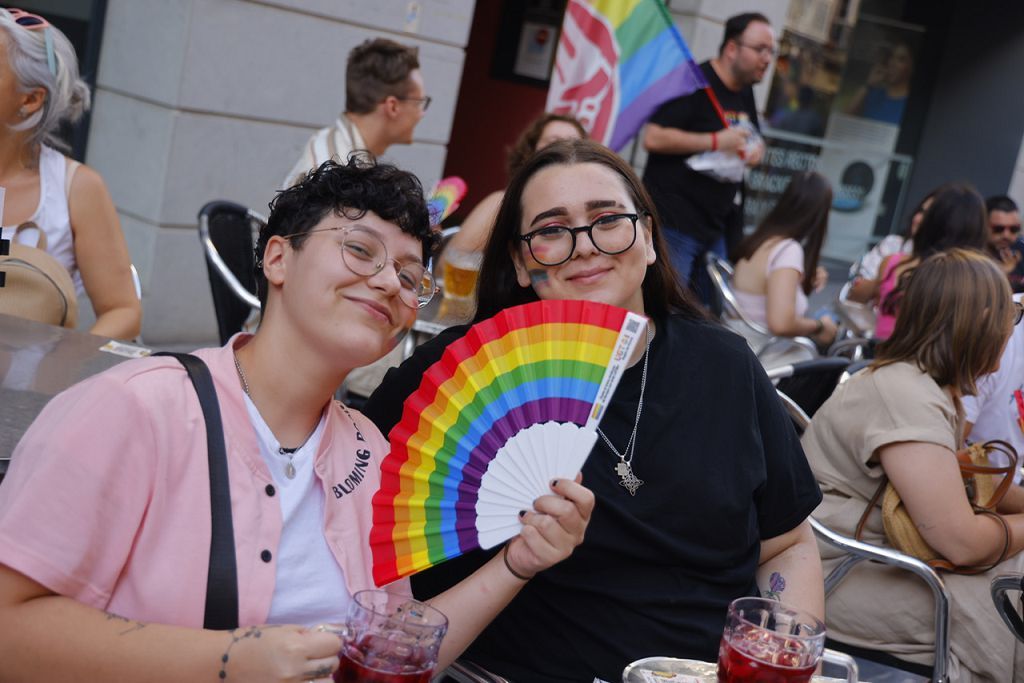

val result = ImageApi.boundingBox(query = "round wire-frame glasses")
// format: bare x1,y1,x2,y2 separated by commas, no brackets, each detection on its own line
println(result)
518,213,639,266
284,226,437,309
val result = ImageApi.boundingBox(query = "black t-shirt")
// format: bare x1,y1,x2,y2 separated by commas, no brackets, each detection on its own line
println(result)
642,61,760,243
363,315,821,683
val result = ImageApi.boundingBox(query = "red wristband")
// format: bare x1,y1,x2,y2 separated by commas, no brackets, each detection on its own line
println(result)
710,132,718,152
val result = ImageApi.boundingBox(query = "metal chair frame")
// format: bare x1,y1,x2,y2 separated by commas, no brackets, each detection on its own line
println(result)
197,202,265,312
992,574,1024,642
777,391,951,682
704,253,818,361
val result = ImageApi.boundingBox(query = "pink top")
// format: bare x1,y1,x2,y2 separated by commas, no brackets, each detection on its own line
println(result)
0,335,409,627
874,255,908,340
734,238,808,326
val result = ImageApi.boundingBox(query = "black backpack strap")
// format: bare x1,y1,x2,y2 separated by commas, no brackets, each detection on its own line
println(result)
154,352,239,630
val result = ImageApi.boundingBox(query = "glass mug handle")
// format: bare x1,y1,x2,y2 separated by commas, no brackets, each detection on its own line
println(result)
822,648,859,682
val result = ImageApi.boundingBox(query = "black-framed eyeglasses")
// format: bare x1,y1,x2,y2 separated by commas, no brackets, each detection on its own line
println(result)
736,41,778,58
1014,301,1024,326
993,224,1022,236
399,95,432,112
282,226,437,309
518,213,639,267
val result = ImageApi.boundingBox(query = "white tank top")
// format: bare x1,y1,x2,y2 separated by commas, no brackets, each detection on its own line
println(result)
1,145,83,294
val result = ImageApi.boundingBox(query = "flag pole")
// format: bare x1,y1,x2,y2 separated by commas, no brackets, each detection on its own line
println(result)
652,0,730,129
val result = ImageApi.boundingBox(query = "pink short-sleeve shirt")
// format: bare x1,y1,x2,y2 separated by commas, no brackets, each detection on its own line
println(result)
0,335,409,627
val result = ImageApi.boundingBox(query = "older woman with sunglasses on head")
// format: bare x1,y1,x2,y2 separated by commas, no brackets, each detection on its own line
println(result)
363,139,824,683
802,249,1024,681
0,8,140,339
0,159,592,681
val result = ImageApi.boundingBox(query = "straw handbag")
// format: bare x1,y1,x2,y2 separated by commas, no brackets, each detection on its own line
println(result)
857,440,1016,574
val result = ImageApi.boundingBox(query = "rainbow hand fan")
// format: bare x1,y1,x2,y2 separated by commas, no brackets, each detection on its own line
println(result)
371,299,648,585
426,176,467,226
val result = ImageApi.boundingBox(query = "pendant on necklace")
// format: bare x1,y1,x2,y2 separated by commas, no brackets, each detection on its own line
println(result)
279,447,297,479
616,460,643,496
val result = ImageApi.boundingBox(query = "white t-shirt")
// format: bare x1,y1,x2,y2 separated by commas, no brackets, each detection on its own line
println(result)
244,395,352,624
962,293,1024,483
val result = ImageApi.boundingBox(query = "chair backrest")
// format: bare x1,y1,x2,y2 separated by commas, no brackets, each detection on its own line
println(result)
767,357,851,418
705,253,818,368
197,201,265,345
704,252,769,332
992,574,1024,642
779,391,951,682
834,279,877,338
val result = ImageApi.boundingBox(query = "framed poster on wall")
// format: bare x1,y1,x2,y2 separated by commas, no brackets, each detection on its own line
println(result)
492,0,566,87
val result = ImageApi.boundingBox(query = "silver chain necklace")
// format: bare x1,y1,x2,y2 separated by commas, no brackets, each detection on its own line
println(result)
597,323,651,496
233,353,313,479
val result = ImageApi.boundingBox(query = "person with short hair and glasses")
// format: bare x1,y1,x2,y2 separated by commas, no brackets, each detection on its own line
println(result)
0,8,140,339
363,139,824,683
0,159,593,681
642,12,775,304
282,37,430,188
985,194,1024,292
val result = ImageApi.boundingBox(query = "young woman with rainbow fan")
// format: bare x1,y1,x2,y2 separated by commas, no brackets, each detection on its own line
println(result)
364,138,824,683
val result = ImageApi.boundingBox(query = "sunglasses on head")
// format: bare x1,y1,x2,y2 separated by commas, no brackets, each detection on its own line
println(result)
7,7,50,29
6,8,56,76
993,224,1022,236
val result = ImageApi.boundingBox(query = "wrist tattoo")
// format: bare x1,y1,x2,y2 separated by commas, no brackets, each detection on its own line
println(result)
218,625,279,680
104,611,147,636
763,571,787,601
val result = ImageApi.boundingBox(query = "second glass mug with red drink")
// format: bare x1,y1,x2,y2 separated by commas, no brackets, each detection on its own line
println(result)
717,597,858,683
317,589,448,683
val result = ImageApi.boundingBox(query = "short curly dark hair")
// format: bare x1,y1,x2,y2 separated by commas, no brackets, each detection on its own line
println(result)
256,157,438,310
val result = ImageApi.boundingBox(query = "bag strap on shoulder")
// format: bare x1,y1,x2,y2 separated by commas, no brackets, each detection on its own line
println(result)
154,352,239,630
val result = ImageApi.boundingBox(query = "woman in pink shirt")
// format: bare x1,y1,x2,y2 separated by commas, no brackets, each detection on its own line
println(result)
850,183,988,339
0,159,593,681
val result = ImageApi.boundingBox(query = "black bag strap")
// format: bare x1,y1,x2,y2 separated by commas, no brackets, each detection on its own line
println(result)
154,352,239,630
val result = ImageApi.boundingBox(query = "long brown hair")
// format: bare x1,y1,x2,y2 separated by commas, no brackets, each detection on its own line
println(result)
732,171,832,295
474,139,703,323
874,248,1012,398
880,182,988,317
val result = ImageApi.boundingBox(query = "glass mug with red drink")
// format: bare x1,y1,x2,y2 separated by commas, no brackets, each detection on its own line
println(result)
317,589,448,683
717,597,858,683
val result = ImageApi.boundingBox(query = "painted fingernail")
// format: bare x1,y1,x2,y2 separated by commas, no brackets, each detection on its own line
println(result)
518,510,526,518
550,479,558,487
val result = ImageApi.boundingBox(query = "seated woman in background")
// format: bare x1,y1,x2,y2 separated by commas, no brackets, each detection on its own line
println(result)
731,171,837,348
363,139,824,683
446,112,586,255
802,249,1024,682
849,189,934,287
849,182,988,339
0,9,140,339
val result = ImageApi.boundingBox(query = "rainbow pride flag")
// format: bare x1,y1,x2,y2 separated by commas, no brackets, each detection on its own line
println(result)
546,0,708,151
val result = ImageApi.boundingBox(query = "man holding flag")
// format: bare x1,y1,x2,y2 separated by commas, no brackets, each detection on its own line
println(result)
643,12,774,304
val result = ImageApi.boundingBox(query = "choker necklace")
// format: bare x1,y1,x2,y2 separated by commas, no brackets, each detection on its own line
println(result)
597,323,651,496
234,352,314,479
